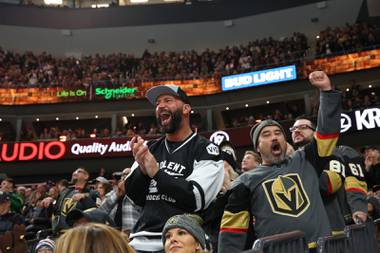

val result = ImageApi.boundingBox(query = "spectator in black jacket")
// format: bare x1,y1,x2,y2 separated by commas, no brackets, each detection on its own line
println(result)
52,167,97,233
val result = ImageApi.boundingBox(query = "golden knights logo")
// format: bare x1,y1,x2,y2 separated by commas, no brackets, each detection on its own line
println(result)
262,173,310,217
61,198,77,216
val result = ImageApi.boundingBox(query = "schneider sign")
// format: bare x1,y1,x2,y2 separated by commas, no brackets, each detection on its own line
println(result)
221,65,297,91
341,107,380,133
95,87,137,100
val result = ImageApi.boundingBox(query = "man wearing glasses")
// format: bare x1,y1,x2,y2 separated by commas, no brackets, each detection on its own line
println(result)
289,119,316,149
290,116,368,232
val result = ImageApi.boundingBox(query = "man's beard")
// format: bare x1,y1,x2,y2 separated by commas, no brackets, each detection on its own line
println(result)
293,136,312,149
261,142,287,165
156,108,182,134
293,140,309,149
262,152,286,165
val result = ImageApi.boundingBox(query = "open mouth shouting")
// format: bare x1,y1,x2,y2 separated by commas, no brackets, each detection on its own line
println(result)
271,141,283,156
158,110,172,126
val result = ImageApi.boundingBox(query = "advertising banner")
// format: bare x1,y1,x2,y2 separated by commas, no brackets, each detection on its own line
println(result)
0,138,133,162
340,106,380,133
221,65,297,91
1,106,379,163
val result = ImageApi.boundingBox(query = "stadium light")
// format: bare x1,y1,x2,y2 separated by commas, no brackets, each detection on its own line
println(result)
130,0,149,3
122,116,128,127
91,3,109,8
44,0,62,4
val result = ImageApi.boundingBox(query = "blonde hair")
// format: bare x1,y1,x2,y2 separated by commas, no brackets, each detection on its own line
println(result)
56,223,135,253
244,150,262,164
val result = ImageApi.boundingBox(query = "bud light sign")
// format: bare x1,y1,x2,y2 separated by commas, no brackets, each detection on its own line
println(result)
221,65,297,91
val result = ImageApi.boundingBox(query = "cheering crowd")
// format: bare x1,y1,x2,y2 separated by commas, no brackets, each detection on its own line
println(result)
0,22,379,88
0,71,379,253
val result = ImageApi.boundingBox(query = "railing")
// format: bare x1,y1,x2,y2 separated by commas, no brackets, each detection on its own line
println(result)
344,221,378,253
248,231,309,253
241,220,380,253
317,233,348,253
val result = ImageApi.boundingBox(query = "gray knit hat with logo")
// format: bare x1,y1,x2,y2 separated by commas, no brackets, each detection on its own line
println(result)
250,119,285,151
162,214,206,249
35,238,55,252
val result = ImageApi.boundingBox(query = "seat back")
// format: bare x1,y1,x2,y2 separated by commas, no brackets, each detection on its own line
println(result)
344,221,378,253
251,230,309,253
317,233,349,253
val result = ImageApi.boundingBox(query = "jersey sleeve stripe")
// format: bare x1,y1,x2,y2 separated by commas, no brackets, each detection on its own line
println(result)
220,210,250,233
346,188,368,195
345,176,368,195
325,170,342,194
315,133,339,157
315,132,339,140
220,227,248,233
191,181,205,212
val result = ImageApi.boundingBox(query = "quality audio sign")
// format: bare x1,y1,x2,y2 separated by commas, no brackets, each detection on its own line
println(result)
68,139,132,158
0,138,134,162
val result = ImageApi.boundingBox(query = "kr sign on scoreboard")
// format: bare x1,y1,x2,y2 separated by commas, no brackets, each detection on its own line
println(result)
221,65,297,91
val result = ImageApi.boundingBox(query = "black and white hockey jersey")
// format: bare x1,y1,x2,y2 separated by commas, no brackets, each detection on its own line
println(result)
125,132,224,237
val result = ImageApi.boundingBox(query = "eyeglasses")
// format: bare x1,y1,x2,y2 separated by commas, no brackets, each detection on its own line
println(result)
289,124,315,132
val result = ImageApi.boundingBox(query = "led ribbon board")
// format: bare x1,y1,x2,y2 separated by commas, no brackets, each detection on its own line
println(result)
95,87,137,100
221,65,297,91
340,106,380,133
57,89,87,97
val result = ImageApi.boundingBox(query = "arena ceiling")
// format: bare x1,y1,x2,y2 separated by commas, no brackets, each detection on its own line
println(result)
0,0,325,28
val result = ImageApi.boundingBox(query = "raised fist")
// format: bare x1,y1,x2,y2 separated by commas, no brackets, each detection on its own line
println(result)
309,71,332,91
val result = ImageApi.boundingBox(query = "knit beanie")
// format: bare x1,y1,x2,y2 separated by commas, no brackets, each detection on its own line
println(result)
162,214,206,249
35,238,55,252
250,120,285,151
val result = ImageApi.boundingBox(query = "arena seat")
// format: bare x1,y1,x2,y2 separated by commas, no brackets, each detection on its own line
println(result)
344,221,378,253
249,230,309,253
316,232,348,253
374,219,380,252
